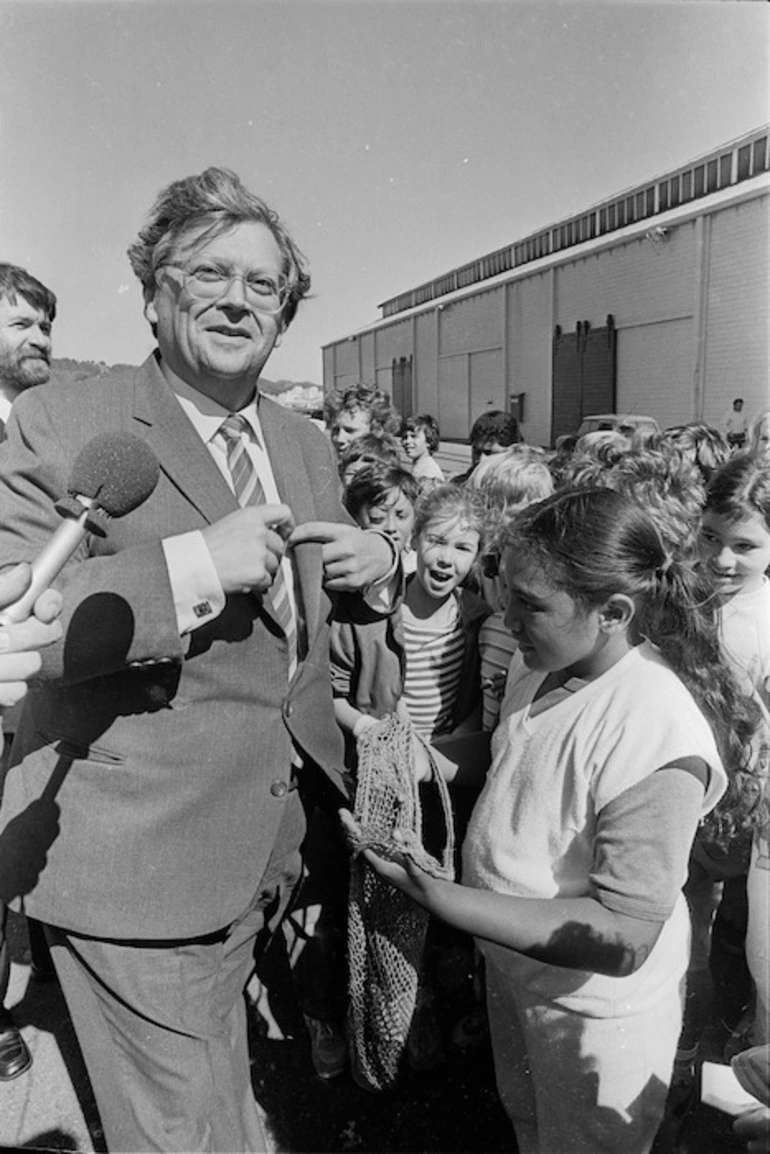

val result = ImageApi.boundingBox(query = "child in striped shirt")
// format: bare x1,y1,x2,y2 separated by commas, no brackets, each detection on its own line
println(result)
331,482,490,746
331,482,490,1068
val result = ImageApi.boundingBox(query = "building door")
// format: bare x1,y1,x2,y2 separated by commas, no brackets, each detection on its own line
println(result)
391,356,413,419
551,317,616,442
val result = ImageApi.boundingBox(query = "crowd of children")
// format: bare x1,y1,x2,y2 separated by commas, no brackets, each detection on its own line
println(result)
288,383,770,1154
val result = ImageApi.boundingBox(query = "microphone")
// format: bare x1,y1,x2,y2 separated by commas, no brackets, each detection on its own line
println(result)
0,432,160,625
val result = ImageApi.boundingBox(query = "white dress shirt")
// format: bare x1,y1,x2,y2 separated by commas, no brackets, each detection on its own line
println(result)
161,378,299,637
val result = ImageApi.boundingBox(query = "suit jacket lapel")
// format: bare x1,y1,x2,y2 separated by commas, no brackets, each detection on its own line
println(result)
131,354,237,526
259,397,324,643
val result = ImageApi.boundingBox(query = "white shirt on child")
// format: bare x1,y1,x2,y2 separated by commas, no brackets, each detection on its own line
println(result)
464,641,725,905
412,455,445,483
719,576,770,712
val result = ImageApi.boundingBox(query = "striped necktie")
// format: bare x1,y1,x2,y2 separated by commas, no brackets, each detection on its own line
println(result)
218,413,297,676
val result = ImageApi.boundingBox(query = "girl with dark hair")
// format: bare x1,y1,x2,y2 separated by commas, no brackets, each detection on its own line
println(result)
354,486,761,1154
678,453,770,1080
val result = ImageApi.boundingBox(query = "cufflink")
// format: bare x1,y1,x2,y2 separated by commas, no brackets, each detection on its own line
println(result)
192,601,212,619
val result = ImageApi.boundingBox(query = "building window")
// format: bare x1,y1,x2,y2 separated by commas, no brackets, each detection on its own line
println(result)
719,153,732,188
693,165,705,197
645,187,655,216
670,176,680,208
753,136,768,173
616,200,626,228
738,145,752,181
658,182,669,212
682,170,693,201
706,159,718,193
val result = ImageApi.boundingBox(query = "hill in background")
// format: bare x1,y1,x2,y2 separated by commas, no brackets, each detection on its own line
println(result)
50,359,323,413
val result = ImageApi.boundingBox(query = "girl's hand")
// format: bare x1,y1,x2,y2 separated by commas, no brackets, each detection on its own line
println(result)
395,698,411,723
338,808,436,908
411,734,435,783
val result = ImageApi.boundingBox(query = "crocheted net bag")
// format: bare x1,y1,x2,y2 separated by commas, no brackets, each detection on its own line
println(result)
346,714,455,1092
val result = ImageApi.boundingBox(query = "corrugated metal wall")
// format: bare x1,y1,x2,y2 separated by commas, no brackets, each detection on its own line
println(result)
703,198,770,423
616,318,694,427
323,183,769,446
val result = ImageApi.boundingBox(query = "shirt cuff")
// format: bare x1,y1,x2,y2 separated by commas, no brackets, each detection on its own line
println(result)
362,529,401,613
161,531,226,635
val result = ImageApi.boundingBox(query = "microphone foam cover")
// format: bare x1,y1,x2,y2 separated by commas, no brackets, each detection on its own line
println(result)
67,432,160,517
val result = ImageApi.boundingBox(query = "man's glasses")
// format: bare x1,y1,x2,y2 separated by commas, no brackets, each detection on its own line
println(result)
160,263,289,314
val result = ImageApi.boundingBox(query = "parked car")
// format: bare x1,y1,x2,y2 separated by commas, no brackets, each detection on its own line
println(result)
576,413,660,439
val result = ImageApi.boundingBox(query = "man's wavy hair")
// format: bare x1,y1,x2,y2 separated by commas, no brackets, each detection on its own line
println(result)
127,167,311,329
0,263,56,322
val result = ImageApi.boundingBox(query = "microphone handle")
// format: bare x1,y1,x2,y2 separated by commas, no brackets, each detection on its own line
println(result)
0,501,94,626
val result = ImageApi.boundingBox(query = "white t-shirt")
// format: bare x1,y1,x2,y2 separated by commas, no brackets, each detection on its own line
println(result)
462,641,726,1012
412,455,445,483
724,408,749,437
464,642,724,902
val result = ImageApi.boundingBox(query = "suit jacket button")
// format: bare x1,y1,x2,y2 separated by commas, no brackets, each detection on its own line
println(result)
270,780,288,798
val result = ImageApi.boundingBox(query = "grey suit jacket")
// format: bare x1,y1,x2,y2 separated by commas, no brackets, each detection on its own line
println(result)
0,354,349,939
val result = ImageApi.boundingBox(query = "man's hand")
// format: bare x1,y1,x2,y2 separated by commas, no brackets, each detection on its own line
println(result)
0,563,63,709
734,1045,770,1109
288,523,393,590
202,505,294,596
732,1046,770,1152
733,1107,770,1153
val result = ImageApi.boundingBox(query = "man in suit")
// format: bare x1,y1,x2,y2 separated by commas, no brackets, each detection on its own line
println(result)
0,263,57,1080
0,168,395,1150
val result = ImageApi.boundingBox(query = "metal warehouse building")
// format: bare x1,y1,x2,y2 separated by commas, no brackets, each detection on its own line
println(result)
322,126,770,448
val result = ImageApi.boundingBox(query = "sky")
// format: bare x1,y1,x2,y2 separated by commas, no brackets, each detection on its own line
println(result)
1,0,768,384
